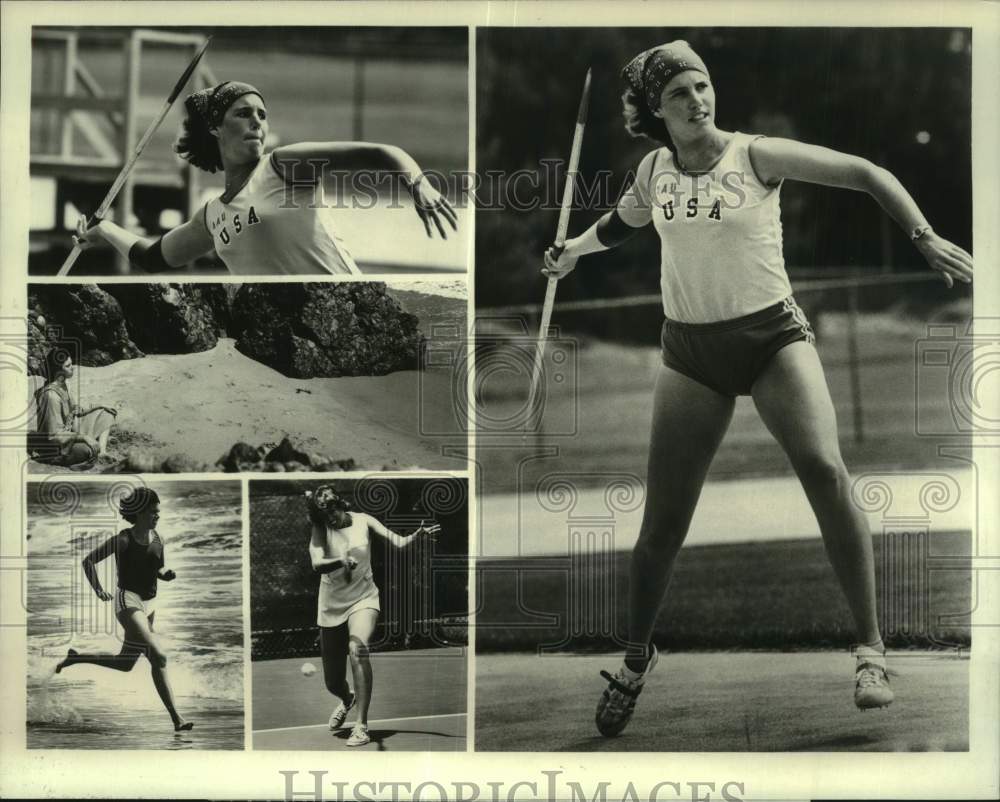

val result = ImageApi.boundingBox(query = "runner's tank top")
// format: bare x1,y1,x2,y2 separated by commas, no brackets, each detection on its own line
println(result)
203,153,360,276
115,528,164,600
638,132,792,323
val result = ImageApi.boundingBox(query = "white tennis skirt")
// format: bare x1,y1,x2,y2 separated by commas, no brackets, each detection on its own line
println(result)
317,577,380,628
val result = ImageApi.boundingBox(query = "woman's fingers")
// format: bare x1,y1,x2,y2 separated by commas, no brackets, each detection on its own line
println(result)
438,197,459,230
945,244,974,277
938,252,972,284
415,207,432,238
429,208,448,239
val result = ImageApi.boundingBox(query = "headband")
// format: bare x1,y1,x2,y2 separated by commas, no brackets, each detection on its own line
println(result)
306,485,350,513
622,41,709,113
186,81,264,128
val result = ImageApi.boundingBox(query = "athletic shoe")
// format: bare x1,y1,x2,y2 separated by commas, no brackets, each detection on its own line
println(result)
854,661,894,710
328,692,356,730
345,723,370,747
595,645,659,737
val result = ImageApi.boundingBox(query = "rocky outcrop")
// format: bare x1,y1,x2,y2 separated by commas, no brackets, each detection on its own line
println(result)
231,283,423,378
101,283,222,354
28,285,143,374
27,282,424,380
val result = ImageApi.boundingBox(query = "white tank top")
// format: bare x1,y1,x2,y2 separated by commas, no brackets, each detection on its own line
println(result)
319,514,375,593
639,132,792,323
203,154,359,276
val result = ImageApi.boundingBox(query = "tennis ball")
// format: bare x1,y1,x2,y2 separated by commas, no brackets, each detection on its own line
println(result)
301,662,317,678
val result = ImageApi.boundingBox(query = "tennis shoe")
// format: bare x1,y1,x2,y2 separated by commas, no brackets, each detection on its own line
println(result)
854,661,894,710
345,723,370,747
595,645,658,737
328,692,355,730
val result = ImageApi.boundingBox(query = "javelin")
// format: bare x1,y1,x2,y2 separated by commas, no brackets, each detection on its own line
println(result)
525,68,591,428
57,36,212,277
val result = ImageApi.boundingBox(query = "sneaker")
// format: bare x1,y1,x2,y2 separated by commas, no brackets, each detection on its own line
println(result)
854,661,894,710
328,692,355,730
345,723,370,747
595,645,659,737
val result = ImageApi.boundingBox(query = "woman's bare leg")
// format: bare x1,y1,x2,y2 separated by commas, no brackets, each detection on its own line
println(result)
319,625,352,702
751,342,882,648
126,611,191,730
346,609,379,725
627,366,735,667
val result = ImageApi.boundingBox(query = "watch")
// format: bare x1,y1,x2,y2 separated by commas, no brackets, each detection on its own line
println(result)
911,224,933,242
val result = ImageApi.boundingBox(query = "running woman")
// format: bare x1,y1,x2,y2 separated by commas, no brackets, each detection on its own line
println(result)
306,485,438,747
542,41,973,737
72,81,457,275
55,488,192,732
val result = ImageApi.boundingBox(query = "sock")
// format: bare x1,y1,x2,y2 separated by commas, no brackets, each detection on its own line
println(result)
855,643,886,669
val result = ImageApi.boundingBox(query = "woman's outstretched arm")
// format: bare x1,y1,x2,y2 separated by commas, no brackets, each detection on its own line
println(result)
271,141,458,239
82,534,118,601
749,137,973,288
72,211,216,274
365,514,435,549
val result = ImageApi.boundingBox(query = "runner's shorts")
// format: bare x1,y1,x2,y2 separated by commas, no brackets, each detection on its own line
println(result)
114,588,157,619
660,296,815,397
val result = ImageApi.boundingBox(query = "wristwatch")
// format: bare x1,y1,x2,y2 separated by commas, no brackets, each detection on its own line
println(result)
911,224,933,242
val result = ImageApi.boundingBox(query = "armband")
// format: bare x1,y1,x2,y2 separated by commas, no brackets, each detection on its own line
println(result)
595,209,640,248
128,237,170,272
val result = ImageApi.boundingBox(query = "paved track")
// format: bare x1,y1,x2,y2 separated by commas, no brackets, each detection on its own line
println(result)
476,651,968,752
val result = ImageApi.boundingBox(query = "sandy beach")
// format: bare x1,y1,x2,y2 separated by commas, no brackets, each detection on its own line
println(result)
29,338,463,473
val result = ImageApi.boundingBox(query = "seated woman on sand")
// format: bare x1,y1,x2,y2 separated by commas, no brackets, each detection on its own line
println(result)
33,347,117,467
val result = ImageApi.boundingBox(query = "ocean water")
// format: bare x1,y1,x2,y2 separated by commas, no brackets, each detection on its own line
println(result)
26,480,244,750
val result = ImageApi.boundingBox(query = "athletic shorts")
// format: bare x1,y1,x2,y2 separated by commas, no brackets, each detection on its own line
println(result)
114,588,157,619
660,296,815,397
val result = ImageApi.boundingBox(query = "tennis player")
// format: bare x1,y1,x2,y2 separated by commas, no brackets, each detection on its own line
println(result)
55,488,192,732
542,41,973,737
306,485,437,747
72,81,457,275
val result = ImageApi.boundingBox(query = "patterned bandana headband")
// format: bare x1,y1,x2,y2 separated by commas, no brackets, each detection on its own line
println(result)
622,41,710,113
186,81,264,128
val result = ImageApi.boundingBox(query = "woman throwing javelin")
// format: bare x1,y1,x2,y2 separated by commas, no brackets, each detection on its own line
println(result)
542,41,973,737
306,484,438,747
55,488,192,732
73,81,457,275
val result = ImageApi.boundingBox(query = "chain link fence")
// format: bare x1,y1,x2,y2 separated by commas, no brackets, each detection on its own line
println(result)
250,478,468,660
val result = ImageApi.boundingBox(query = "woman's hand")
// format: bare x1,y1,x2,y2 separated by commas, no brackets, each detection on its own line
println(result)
542,242,578,279
95,589,112,602
160,569,177,582
72,216,105,251
345,556,359,571
915,232,973,289
409,176,459,239
413,521,441,542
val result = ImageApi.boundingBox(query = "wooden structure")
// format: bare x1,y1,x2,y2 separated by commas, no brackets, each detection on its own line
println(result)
31,28,215,272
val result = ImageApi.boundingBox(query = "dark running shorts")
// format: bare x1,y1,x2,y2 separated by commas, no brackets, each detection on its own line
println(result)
660,296,815,397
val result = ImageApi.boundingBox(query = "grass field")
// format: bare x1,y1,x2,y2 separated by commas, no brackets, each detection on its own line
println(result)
475,532,972,652
476,311,972,494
